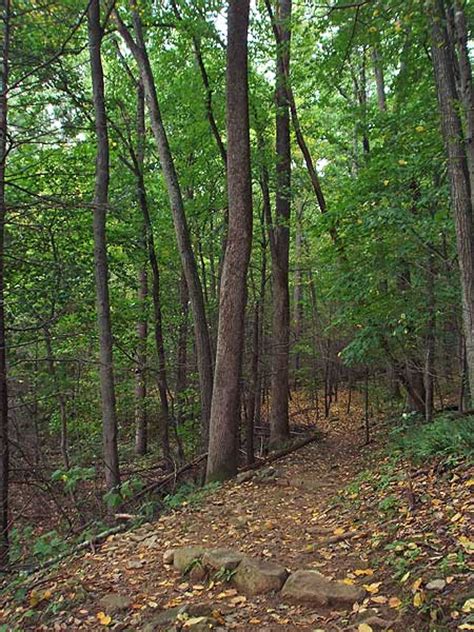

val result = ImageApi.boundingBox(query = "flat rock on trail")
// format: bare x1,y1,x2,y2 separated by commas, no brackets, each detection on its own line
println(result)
3,404,472,631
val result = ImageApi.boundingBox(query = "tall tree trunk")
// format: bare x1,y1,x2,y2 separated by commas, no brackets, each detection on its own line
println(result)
134,264,148,456
293,200,304,387
206,0,252,482
87,0,120,492
175,269,189,426
114,6,213,445
452,0,474,207
425,252,436,422
372,46,387,112
134,79,171,460
269,0,292,448
431,0,474,402
0,0,10,568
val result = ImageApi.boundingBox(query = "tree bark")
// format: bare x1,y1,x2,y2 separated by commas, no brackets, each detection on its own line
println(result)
452,0,474,209
268,0,292,448
134,80,170,460
114,5,213,446
87,0,120,492
0,0,10,568
206,0,252,482
293,199,304,387
134,263,148,456
372,46,386,112
431,0,474,403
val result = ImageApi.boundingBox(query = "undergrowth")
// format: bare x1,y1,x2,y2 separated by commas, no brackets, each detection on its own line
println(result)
390,412,474,464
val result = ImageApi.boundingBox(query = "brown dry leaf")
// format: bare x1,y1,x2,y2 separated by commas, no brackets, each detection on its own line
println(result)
388,596,402,608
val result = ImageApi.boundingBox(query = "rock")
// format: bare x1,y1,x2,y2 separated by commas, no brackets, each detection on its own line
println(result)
281,570,365,606
182,616,219,630
98,592,132,614
141,605,186,631
202,549,244,572
127,559,145,569
141,604,216,631
257,466,283,480
173,546,206,574
236,471,254,484
426,579,446,591
232,557,288,595
163,548,175,565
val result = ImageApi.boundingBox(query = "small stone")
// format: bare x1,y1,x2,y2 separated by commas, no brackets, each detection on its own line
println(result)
426,579,446,591
163,548,175,565
236,471,254,484
281,570,365,606
232,557,288,595
98,593,132,614
127,559,145,569
173,546,206,574
141,605,187,631
202,549,244,572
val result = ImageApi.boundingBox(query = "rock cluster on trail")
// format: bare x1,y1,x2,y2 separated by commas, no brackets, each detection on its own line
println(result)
164,545,366,610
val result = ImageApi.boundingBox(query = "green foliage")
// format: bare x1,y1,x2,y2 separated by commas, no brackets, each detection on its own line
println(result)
390,414,474,464
51,466,96,492
103,476,144,508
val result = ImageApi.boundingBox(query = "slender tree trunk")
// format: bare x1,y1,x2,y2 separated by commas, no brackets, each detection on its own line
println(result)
134,264,148,456
452,0,474,208
134,80,171,460
372,45,386,112
206,0,252,482
425,253,436,422
87,0,120,492
431,0,474,403
268,0,292,448
293,200,304,387
44,329,70,469
175,269,189,426
0,0,10,567
114,6,213,445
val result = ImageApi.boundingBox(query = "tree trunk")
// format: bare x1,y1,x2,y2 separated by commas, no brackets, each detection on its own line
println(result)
114,6,213,445
372,46,387,112
425,253,436,422
431,0,474,403
134,264,148,456
452,0,474,209
87,0,120,492
206,0,252,482
134,80,170,460
268,0,292,449
0,0,10,568
175,269,189,426
293,200,304,387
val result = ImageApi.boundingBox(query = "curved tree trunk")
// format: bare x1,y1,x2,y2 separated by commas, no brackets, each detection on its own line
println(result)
114,5,213,446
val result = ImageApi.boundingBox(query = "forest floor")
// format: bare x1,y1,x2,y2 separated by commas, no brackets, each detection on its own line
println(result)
1,395,473,631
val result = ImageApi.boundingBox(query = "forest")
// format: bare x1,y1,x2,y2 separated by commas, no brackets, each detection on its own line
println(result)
0,0,473,630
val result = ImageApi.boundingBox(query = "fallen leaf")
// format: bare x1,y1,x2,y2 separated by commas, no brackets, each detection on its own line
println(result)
358,624,374,632
354,569,374,577
413,591,425,608
364,582,382,594
388,596,402,608
96,612,112,626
